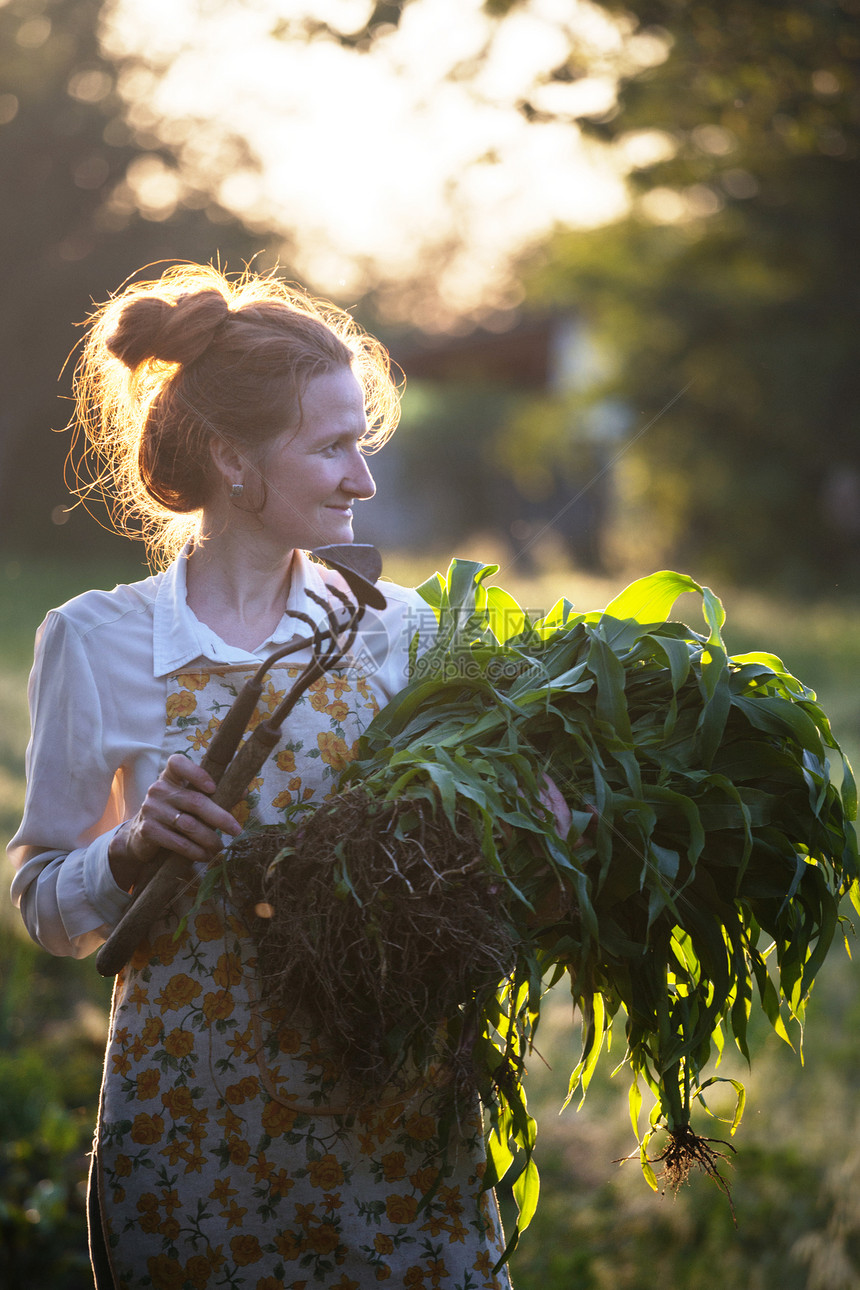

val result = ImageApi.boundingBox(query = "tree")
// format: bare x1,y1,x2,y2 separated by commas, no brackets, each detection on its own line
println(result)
0,0,271,558
514,0,860,585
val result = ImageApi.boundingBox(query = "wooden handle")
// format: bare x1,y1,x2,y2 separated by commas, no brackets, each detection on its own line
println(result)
94,853,194,977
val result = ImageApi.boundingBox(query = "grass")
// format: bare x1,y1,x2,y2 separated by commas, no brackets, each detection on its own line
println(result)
3,548,860,1287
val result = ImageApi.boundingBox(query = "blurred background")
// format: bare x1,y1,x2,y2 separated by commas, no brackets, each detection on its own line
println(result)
2,0,860,1285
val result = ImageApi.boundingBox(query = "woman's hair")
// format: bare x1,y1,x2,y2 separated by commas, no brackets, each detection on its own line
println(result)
70,262,402,565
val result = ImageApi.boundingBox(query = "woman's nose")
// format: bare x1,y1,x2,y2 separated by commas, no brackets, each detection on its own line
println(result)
345,451,376,500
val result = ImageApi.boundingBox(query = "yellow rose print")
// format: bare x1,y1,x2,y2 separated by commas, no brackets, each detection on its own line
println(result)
156,974,202,1013
310,688,329,712
161,1028,195,1058
184,1254,212,1289
166,691,197,721
317,731,354,771
140,1016,164,1047
308,1222,339,1255
307,1154,344,1189
135,1069,161,1101
131,1112,165,1145
385,1193,418,1225
173,671,210,691
194,911,224,942
162,1086,194,1118
229,1234,262,1266
260,1100,297,1137
202,990,233,1022
146,1254,184,1290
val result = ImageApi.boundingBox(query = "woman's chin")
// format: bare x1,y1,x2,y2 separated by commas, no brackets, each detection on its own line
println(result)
321,517,355,547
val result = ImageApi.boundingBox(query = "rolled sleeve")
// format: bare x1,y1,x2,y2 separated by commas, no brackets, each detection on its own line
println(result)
8,612,131,957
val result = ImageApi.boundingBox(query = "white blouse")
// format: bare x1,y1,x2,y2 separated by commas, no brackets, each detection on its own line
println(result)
8,550,433,959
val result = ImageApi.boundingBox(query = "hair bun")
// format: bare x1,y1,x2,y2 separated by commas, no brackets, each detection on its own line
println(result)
106,290,230,370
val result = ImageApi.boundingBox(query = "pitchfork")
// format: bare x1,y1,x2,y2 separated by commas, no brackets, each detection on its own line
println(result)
95,544,387,977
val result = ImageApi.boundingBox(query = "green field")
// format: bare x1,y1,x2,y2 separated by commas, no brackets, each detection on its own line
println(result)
3,553,860,1288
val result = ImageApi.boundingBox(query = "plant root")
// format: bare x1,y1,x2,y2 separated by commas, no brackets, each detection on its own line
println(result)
653,1125,737,1220
230,787,517,1097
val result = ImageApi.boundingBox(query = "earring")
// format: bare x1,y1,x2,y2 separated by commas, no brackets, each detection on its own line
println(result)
230,483,244,498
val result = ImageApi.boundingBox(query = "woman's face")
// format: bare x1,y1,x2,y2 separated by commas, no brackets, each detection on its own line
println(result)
246,366,377,552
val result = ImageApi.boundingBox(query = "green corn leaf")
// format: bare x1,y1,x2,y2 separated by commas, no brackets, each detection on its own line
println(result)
512,1156,541,1233
629,1074,644,1141
602,569,705,625
695,1076,747,1134
487,585,528,643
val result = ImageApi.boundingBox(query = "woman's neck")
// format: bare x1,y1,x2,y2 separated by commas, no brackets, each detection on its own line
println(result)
185,529,296,652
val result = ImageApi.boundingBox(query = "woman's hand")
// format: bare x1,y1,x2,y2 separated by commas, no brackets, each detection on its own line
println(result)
108,753,243,892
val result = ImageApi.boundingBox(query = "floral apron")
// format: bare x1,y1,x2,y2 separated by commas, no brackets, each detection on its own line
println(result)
95,657,512,1290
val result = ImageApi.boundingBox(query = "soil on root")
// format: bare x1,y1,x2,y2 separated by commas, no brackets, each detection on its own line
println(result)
230,787,518,1096
653,1125,737,1217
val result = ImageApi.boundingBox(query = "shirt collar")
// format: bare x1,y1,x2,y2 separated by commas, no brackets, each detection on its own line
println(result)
151,548,349,678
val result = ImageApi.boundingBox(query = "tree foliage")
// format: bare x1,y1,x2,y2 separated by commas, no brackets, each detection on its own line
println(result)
0,0,269,557
516,0,860,586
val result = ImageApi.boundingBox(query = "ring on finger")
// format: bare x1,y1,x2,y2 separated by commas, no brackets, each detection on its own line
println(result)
173,810,184,831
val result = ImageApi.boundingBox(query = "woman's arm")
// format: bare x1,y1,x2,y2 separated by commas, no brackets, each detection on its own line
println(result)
8,611,133,957
9,610,242,958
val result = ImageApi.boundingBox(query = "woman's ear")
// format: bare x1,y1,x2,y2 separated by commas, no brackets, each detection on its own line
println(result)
206,435,269,517
208,436,246,491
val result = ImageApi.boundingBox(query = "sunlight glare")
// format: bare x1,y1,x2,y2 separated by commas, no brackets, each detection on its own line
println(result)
100,0,634,319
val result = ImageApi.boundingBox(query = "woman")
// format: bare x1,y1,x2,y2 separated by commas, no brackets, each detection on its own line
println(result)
9,264,513,1289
